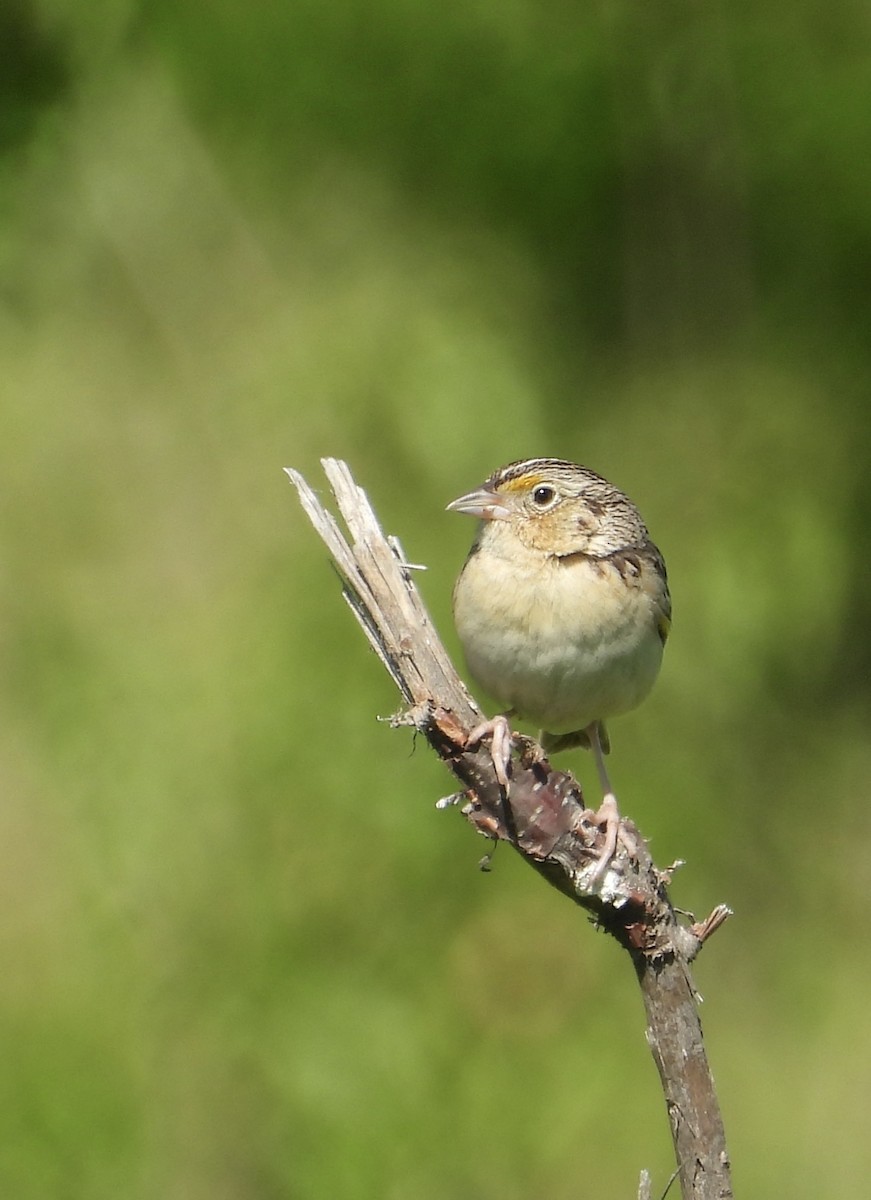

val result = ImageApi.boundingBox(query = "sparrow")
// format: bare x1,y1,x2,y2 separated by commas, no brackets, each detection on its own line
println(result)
448,457,670,881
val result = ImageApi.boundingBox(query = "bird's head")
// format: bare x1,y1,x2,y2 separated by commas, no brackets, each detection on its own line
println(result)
447,458,648,558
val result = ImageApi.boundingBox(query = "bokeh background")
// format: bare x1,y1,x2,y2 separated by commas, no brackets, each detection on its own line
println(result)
3,2,870,1196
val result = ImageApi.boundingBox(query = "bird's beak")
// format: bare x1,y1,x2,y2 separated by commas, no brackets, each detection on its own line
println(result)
446,486,512,521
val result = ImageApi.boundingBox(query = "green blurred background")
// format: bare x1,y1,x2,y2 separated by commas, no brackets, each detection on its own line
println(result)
2,1,870,1196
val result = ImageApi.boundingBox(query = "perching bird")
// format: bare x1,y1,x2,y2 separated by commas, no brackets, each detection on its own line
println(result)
447,457,670,879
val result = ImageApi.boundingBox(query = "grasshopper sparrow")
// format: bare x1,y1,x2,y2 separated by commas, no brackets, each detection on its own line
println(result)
448,458,671,880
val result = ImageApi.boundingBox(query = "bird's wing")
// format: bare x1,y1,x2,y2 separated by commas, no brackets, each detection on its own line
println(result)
648,544,672,646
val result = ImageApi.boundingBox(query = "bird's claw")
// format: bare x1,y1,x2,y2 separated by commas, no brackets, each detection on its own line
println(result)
465,714,513,789
586,792,620,888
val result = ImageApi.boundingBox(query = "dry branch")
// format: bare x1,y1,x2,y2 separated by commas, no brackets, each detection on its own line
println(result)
286,458,733,1200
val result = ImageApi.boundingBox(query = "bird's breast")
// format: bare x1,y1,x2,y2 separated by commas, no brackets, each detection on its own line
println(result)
453,545,664,733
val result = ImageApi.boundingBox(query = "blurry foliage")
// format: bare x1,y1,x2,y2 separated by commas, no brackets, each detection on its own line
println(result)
0,1,69,150
1,0,870,1196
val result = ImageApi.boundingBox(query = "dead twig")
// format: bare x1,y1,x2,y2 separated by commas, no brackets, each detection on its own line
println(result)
286,458,733,1200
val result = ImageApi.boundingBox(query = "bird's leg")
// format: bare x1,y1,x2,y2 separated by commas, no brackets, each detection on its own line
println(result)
586,720,620,884
465,712,514,789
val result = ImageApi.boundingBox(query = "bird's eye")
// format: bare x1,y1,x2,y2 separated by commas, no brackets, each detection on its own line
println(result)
531,485,556,508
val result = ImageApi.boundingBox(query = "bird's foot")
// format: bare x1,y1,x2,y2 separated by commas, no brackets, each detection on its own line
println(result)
465,714,513,790
587,791,620,887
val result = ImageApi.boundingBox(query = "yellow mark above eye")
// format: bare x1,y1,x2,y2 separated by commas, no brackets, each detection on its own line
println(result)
500,474,543,495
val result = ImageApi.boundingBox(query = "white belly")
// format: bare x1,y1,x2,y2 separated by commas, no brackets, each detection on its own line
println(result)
454,548,663,734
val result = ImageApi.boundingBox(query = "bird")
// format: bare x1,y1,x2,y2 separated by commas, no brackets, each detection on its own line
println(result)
447,457,671,881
